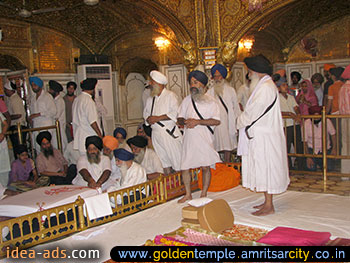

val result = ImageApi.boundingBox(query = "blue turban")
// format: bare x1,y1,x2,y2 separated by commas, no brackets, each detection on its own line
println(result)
211,64,227,79
29,76,43,88
188,70,208,86
113,127,127,139
113,148,134,161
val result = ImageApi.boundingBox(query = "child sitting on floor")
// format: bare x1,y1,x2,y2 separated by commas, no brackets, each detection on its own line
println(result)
8,144,38,186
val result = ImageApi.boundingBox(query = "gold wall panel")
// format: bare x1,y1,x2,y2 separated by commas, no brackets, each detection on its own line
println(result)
33,27,73,73
288,15,350,63
0,19,31,48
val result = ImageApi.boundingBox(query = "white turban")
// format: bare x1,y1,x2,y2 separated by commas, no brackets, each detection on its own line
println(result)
150,70,168,85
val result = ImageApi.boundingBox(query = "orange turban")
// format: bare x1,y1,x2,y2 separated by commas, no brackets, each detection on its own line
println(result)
275,69,286,77
103,135,119,150
324,63,336,71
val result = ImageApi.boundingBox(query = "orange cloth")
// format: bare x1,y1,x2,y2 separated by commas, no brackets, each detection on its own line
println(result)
328,81,343,113
324,63,336,71
103,135,119,150
198,163,240,192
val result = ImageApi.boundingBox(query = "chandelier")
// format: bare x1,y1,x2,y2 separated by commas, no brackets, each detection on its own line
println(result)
243,0,267,12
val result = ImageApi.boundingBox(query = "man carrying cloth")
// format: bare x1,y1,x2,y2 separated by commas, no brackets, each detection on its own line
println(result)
207,64,241,162
177,70,221,203
237,54,289,216
143,70,182,174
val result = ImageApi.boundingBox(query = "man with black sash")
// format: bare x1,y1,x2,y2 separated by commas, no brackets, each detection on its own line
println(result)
237,55,289,216
177,70,221,203
143,70,182,175
207,64,241,162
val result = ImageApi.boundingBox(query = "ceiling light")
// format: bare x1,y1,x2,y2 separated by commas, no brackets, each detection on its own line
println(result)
84,0,99,6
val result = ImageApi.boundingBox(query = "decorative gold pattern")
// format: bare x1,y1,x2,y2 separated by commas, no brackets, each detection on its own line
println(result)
181,41,198,72
216,41,238,80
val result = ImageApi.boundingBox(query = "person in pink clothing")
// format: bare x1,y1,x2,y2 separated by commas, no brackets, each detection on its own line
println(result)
303,105,336,171
339,64,350,174
296,79,318,116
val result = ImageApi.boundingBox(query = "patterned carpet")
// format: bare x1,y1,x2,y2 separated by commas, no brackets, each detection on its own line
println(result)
288,174,350,196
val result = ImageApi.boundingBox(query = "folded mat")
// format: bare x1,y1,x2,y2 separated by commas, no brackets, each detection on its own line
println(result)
257,226,331,246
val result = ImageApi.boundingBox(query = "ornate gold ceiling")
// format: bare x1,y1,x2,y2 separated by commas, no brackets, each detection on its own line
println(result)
0,0,349,60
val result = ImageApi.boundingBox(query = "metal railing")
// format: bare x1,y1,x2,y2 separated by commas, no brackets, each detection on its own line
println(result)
5,120,63,156
283,107,350,191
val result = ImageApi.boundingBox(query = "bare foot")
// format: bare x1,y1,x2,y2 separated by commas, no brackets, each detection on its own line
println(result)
252,206,275,216
253,203,265,209
177,195,192,203
200,193,207,198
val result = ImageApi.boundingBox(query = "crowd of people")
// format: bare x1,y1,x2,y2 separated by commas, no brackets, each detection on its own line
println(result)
1,55,350,216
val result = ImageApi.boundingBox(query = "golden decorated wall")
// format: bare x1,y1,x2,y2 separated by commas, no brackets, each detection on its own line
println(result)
287,15,350,63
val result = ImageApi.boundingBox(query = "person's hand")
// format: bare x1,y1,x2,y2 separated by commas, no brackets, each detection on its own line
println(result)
0,133,4,143
185,118,200,129
295,114,301,124
88,180,98,188
147,116,159,125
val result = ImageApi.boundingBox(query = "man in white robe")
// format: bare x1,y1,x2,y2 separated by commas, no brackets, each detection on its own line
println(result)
143,70,182,174
237,54,289,216
237,73,251,111
28,76,57,152
127,135,163,180
207,64,241,162
177,70,221,203
112,148,147,190
48,80,68,151
73,136,112,191
72,78,102,155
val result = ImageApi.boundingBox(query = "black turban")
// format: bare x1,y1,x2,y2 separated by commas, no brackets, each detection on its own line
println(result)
14,144,28,157
80,78,97,90
291,71,302,81
330,67,344,79
10,82,17,90
127,136,148,148
244,54,273,75
66,81,77,90
85,135,103,151
142,124,152,137
49,80,63,92
36,131,52,145
188,70,208,86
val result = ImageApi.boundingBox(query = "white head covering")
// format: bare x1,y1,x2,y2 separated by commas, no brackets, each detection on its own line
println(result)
150,70,168,85
4,81,13,91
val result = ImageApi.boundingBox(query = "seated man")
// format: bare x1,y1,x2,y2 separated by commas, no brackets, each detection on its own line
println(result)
102,135,121,190
73,136,113,191
36,131,76,185
127,136,163,180
113,127,131,151
113,148,147,190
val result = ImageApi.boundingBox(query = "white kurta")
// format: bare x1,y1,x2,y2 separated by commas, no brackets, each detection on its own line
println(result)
143,89,182,171
72,92,99,154
120,162,147,189
237,75,289,194
141,148,164,174
0,113,10,186
178,95,221,170
7,93,26,126
73,154,112,191
237,83,250,110
30,90,57,150
207,83,241,151
54,94,68,151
